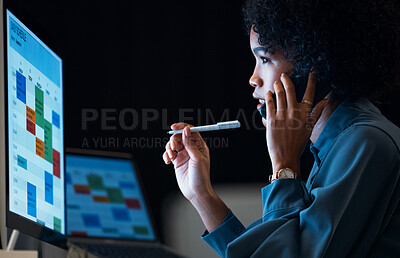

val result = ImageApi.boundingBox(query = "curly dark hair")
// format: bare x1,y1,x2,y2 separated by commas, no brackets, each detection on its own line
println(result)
243,0,400,103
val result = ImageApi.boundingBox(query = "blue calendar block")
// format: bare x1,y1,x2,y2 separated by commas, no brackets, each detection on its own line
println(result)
52,110,60,128
27,182,36,218
45,171,53,205
16,71,26,104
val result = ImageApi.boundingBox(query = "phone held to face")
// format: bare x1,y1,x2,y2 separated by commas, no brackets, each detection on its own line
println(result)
259,73,330,119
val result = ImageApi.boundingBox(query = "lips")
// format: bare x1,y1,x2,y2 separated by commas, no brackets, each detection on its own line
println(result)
253,94,265,111
257,99,265,111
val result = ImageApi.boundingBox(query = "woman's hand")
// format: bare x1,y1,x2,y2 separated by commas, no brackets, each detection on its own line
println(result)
162,123,229,232
263,72,328,175
162,123,211,202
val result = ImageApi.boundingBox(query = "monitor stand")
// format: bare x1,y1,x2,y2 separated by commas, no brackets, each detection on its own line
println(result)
0,230,37,257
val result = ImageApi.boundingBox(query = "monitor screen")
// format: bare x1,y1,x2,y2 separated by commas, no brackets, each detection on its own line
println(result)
6,9,64,234
66,154,156,241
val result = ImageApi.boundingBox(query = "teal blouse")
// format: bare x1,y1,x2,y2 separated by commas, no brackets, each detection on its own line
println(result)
201,98,400,257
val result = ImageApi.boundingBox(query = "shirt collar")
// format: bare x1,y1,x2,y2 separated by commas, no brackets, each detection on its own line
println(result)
309,97,381,166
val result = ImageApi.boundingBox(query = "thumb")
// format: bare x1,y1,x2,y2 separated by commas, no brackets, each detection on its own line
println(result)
309,99,328,129
182,126,203,161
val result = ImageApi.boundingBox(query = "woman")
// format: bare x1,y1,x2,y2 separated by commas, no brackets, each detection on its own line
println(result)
163,0,400,256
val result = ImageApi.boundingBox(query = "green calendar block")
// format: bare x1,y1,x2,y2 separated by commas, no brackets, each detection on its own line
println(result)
106,188,124,203
133,226,149,235
87,174,105,190
35,86,44,128
44,119,52,163
53,217,61,233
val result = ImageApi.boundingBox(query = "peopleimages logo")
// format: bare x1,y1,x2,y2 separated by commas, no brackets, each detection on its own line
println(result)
11,21,26,42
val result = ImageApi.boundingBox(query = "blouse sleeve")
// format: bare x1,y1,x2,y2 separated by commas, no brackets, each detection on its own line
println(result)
201,125,400,257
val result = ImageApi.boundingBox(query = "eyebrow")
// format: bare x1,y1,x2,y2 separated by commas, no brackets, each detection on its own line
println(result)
252,46,267,55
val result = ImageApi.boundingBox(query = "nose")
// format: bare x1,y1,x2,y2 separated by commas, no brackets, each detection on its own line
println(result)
249,68,262,88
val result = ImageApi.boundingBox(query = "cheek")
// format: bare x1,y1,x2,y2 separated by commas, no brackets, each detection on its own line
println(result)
260,68,286,93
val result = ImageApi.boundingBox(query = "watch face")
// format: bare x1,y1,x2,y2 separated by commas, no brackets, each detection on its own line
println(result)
279,169,295,179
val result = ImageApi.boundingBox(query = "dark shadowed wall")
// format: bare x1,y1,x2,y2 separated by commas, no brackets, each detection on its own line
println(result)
15,0,400,243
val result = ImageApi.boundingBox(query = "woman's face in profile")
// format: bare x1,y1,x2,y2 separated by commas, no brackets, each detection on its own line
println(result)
249,28,292,108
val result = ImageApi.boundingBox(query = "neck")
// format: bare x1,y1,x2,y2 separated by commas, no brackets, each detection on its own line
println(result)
310,99,341,144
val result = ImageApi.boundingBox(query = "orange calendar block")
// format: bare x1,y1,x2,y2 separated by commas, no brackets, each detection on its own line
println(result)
26,106,35,123
36,137,45,158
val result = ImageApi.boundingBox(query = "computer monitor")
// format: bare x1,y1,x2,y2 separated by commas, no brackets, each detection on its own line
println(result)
0,0,66,249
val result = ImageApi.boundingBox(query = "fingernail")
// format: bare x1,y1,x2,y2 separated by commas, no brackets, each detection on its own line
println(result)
281,73,285,77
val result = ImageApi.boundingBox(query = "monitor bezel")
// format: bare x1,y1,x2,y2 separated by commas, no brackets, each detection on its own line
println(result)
1,0,67,249
65,148,162,245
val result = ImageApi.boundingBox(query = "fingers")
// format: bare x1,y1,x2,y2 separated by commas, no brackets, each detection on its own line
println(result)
182,126,204,161
165,141,177,161
170,122,203,144
163,137,182,164
265,91,276,120
163,122,208,165
302,70,317,106
170,134,184,152
163,151,171,164
168,122,191,154
280,73,297,109
171,122,193,131
273,80,286,113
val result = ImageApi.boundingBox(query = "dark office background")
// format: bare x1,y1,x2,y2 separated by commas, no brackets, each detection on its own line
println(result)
14,0,400,244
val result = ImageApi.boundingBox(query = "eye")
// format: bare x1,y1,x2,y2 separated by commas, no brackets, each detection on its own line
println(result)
260,56,270,64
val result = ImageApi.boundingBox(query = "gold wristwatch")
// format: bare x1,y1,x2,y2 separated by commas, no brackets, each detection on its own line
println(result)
269,168,297,183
